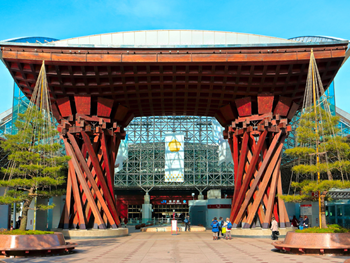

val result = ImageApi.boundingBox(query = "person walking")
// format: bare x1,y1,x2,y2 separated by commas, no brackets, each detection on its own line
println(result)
180,213,185,223
184,215,191,231
211,217,219,240
223,218,232,240
271,217,279,240
218,217,224,238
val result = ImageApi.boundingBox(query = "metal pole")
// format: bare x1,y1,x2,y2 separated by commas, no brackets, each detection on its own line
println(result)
12,202,16,229
311,50,322,229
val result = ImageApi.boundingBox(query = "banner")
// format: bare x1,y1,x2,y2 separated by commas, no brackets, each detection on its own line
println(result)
212,120,233,165
165,133,184,182
115,134,128,173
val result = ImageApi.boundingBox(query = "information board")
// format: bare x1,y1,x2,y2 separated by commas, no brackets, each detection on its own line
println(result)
171,220,177,234
300,204,312,215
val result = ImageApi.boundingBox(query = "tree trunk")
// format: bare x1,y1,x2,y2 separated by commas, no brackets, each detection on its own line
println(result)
320,194,327,229
19,198,32,231
327,170,333,180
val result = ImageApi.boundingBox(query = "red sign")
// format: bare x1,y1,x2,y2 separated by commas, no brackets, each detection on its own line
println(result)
311,192,319,197
301,204,312,207
207,204,231,209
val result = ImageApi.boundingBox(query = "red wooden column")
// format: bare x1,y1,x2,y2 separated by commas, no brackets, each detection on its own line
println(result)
58,96,130,229
223,95,298,229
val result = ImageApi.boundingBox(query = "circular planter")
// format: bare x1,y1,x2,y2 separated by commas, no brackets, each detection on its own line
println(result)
0,232,77,257
55,228,128,239
273,232,350,255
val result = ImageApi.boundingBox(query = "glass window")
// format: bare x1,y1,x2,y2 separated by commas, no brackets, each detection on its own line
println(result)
327,217,336,224
344,205,350,216
328,206,335,217
337,206,343,217
336,217,344,227
344,219,350,229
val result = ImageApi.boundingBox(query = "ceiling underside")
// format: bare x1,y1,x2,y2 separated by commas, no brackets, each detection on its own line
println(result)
0,43,347,125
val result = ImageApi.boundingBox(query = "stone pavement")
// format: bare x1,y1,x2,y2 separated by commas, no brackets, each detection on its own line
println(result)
1,230,350,263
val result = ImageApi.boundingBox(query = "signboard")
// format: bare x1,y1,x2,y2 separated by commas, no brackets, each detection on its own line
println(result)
300,204,312,215
165,133,184,182
171,220,177,234
158,199,187,205
212,120,233,165
207,204,231,209
115,134,128,173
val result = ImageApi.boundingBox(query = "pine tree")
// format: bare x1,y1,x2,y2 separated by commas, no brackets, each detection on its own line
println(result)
0,107,69,231
281,107,350,228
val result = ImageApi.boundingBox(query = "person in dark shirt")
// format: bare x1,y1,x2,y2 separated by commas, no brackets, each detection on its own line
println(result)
184,215,191,231
298,215,303,229
291,215,298,227
15,216,22,229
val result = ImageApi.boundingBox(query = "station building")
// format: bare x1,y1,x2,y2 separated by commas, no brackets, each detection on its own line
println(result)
1,31,350,229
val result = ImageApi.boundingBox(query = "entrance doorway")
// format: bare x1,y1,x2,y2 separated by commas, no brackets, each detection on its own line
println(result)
153,204,188,220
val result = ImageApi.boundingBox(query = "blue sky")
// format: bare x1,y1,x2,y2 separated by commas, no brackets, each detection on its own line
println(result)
0,0,349,113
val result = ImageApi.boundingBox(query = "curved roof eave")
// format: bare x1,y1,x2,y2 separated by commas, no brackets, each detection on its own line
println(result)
50,30,297,48
0,31,348,49
289,35,349,43
1,36,58,43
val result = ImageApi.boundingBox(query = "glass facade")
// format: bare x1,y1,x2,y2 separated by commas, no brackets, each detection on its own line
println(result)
115,116,234,188
0,37,58,137
326,200,350,228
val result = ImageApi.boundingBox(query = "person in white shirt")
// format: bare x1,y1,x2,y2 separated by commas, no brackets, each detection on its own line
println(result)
271,217,279,240
223,218,232,240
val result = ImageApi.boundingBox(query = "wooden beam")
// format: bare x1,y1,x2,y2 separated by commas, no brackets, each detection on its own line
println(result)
242,137,284,228
101,132,115,202
97,97,114,117
81,131,121,226
56,97,72,117
74,95,91,115
64,139,106,229
67,159,86,229
231,130,267,223
235,97,252,117
231,131,283,226
277,169,288,228
231,131,249,216
67,133,117,228
60,170,72,229
262,155,281,228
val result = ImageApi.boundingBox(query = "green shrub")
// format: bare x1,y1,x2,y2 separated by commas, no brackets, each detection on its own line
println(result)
0,229,54,235
295,224,349,233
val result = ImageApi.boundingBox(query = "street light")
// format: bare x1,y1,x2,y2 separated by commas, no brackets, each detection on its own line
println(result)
192,193,195,200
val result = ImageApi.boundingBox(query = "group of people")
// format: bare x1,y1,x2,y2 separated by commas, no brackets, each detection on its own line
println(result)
210,217,232,240
210,216,279,241
270,215,309,240
291,215,309,229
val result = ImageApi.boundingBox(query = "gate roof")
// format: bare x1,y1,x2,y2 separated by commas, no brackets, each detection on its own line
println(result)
0,31,348,126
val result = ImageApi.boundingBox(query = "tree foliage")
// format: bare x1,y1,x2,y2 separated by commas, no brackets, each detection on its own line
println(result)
0,107,69,230
282,105,350,228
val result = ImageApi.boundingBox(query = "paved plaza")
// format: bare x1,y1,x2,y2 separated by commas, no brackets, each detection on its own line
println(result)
1,229,350,263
